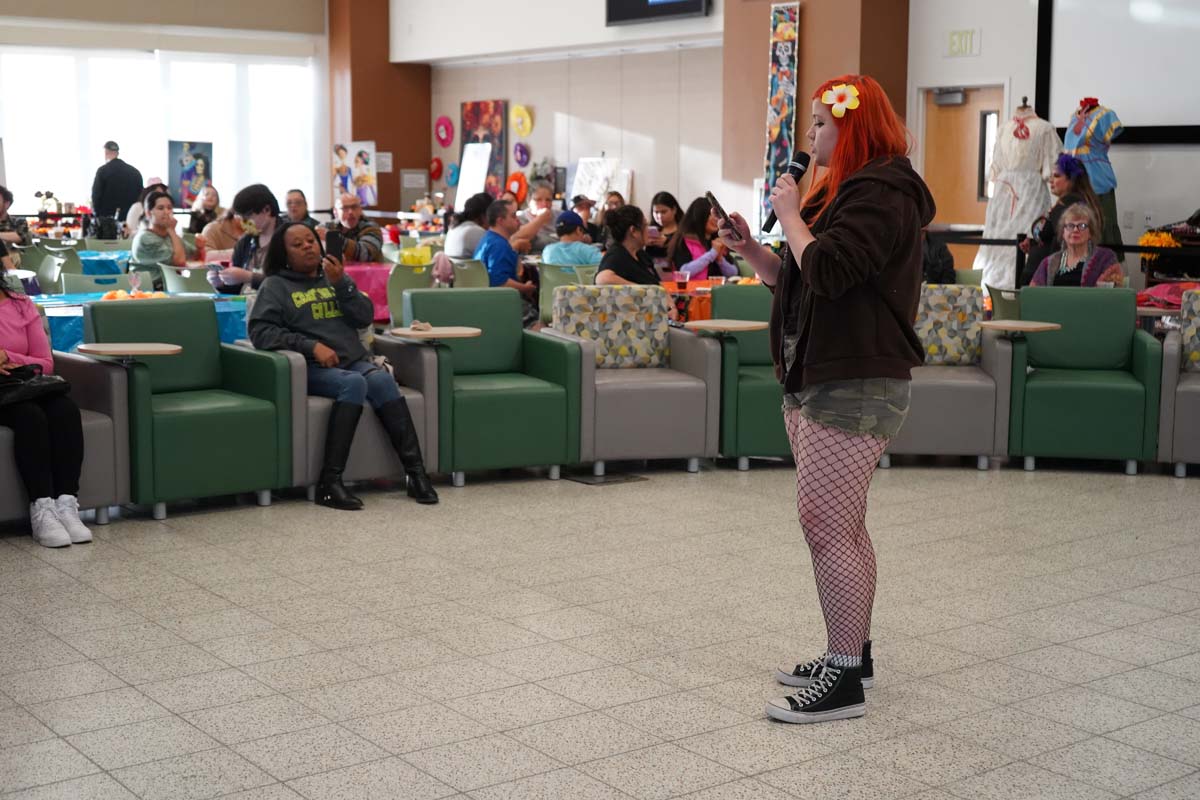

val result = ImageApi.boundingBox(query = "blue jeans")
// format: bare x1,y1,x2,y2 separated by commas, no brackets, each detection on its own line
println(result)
307,359,400,410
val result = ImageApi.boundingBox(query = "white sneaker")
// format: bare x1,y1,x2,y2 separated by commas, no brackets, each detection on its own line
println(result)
30,498,71,548
54,495,93,544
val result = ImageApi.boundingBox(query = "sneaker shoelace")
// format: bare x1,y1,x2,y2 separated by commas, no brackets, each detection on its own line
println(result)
791,654,827,677
791,662,842,706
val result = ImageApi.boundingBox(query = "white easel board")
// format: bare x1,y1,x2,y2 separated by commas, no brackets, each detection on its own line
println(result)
455,142,492,212
570,157,631,202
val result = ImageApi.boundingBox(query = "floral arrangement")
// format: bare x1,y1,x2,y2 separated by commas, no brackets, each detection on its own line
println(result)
1139,230,1180,263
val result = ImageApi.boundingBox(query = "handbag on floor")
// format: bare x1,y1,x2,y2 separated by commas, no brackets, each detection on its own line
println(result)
0,364,71,407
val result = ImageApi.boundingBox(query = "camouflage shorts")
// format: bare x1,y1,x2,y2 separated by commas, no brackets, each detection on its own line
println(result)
784,377,911,439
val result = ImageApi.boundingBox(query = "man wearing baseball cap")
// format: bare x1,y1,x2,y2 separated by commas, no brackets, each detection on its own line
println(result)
570,194,604,244
91,141,143,220
542,211,603,267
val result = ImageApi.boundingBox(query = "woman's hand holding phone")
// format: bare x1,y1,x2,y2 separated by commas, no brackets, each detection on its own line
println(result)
714,210,754,255
322,254,345,284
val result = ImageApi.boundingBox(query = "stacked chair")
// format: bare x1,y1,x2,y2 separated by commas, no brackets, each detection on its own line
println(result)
548,284,720,476
883,284,1011,470
710,284,789,469
1009,287,1161,474
1158,289,1200,477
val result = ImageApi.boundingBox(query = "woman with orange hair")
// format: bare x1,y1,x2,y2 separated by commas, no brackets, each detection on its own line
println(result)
718,75,935,724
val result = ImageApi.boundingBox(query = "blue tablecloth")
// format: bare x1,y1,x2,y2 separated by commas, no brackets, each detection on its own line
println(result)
76,251,130,276
34,294,247,352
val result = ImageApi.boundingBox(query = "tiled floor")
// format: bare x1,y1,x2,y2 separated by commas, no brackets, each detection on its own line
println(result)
1,460,1199,799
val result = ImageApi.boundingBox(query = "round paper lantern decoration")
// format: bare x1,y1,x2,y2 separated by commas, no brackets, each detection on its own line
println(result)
513,142,530,167
511,105,533,138
429,157,444,181
446,162,460,187
506,172,528,204
434,115,455,147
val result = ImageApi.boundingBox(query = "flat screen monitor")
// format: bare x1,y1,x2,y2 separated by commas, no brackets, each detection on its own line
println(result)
607,0,709,26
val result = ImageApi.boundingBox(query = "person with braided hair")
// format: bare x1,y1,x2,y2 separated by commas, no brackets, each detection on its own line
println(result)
716,74,934,724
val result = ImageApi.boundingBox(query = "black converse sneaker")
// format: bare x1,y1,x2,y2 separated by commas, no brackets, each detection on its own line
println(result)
776,640,874,688
766,662,865,724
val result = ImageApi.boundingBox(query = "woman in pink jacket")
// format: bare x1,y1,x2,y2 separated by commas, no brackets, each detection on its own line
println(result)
0,276,91,548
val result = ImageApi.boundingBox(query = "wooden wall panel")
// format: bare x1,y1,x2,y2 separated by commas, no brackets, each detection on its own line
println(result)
0,0,325,34
329,0,430,210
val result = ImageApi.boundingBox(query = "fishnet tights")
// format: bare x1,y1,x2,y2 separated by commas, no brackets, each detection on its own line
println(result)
785,409,887,659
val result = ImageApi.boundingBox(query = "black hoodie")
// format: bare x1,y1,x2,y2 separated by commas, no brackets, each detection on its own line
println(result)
769,156,936,392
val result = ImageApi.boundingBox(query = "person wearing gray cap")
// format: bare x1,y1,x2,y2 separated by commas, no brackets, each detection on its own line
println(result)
90,141,143,221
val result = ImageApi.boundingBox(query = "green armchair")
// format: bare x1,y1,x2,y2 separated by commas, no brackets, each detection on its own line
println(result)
83,297,291,519
401,288,580,485
711,285,788,469
1009,287,1161,474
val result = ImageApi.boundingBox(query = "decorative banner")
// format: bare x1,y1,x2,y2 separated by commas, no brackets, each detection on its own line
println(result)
430,157,444,180
514,142,530,167
333,141,377,207
506,172,528,204
461,100,508,198
168,141,213,207
435,115,455,148
446,162,460,187
511,104,533,137
762,3,799,225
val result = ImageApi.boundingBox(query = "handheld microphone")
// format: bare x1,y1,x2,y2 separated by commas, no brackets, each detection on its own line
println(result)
762,151,812,233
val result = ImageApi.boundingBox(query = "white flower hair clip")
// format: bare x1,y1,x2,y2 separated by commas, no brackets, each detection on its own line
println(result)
821,83,860,118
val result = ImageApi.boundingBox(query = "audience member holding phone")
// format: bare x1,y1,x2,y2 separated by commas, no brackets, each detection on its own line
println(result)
669,196,738,279
215,183,280,294
248,221,438,509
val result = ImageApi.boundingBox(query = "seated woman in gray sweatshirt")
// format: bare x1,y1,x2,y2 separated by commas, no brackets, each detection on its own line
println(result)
248,221,438,508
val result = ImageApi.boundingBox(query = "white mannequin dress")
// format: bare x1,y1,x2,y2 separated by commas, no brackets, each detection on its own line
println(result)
974,110,1060,291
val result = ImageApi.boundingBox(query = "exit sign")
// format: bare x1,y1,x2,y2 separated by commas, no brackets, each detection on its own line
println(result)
945,29,982,58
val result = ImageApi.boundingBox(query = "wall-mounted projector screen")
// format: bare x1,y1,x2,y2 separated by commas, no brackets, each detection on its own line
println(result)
606,0,709,26
1039,0,1200,143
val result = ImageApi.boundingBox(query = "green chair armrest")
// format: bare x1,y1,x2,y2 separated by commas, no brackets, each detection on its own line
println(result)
1008,338,1029,457
1160,331,1181,462
433,345,455,472
1131,329,1163,461
523,331,582,464
220,344,292,488
718,337,740,456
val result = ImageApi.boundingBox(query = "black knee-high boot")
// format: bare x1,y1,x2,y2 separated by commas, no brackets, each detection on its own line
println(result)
317,401,364,510
376,398,439,504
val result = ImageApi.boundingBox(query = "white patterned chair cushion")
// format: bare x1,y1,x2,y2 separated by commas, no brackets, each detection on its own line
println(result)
551,285,672,368
914,284,984,366
1181,289,1200,372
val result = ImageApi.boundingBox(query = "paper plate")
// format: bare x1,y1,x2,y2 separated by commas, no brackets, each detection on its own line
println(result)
507,172,528,204
514,142,530,167
429,157,444,180
434,115,455,147
511,105,533,137
446,162,460,187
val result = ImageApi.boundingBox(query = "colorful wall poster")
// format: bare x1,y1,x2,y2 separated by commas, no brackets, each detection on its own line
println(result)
762,3,799,225
460,100,508,198
168,141,213,207
332,141,378,207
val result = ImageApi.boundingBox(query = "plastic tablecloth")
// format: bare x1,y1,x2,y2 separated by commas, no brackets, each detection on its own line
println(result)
34,294,247,352
76,251,130,276
345,262,393,323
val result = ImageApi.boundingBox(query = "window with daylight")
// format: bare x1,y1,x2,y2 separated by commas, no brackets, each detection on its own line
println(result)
0,46,318,214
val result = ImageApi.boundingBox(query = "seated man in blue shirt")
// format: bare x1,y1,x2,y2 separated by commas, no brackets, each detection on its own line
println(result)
475,199,539,327
542,211,603,267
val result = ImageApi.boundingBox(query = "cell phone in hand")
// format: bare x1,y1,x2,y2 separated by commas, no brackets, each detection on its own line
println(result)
705,191,742,241
325,230,345,262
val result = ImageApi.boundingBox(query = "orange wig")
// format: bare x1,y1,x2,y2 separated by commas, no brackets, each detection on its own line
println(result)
803,75,910,220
